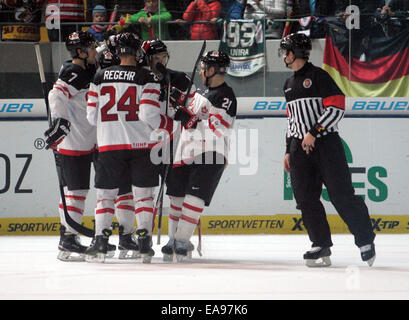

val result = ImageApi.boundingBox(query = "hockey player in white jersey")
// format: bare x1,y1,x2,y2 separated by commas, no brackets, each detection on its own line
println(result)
165,51,237,262
141,39,198,261
92,41,141,260
44,31,98,261
86,32,174,263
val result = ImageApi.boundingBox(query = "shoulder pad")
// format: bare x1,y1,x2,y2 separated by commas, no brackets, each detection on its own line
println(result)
58,62,92,90
206,84,237,117
92,69,106,85
135,68,162,85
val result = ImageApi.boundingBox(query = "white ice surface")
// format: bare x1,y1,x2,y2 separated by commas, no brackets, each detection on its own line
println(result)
0,234,408,300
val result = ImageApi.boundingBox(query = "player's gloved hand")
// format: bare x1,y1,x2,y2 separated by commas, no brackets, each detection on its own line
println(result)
169,87,186,109
44,118,71,150
174,106,200,130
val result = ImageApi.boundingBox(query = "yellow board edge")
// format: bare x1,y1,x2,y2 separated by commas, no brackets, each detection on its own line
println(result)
1,215,408,236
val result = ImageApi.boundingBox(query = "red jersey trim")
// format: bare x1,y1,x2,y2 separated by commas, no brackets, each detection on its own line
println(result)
57,147,96,156
323,95,345,110
140,99,160,108
98,143,156,152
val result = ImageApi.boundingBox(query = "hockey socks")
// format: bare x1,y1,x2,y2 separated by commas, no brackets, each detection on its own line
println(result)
174,195,204,242
161,196,183,261
94,188,118,236
133,186,155,235
168,196,184,238
173,195,204,262
115,192,135,235
59,188,88,234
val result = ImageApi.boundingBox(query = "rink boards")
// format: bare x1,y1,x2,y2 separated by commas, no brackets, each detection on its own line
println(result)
1,214,409,236
0,117,408,235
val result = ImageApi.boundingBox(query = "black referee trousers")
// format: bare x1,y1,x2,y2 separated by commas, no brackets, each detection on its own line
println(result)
289,133,375,248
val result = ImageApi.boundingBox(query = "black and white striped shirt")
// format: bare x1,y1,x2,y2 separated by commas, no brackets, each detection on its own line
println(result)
284,62,345,142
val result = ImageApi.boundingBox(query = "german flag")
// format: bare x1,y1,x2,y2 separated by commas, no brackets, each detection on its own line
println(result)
322,21,409,97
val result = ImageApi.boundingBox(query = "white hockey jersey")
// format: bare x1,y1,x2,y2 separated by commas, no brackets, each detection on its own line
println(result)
173,82,237,166
87,65,172,152
48,61,97,155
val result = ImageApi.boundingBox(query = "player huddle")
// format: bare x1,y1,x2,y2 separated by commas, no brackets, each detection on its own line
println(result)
44,31,376,268
44,30,237,264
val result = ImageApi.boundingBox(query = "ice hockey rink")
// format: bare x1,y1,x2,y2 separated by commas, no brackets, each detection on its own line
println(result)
0,233,408,300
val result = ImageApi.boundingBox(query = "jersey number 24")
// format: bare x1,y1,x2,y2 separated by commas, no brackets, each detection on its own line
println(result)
100,86,139,122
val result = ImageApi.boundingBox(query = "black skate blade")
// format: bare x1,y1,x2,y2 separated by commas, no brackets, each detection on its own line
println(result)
141,254,153,264
57,250,85,262
106,250,116,259
118,250,141,260
85,253,106,263
175,253,191,263
366,255,376,267
305,256,331,268
162,253,174,262
140,249,155,263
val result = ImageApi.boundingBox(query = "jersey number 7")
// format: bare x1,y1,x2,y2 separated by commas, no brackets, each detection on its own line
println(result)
100,86,139,122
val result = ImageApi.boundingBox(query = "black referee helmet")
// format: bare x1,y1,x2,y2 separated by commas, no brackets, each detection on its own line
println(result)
279,33,312,60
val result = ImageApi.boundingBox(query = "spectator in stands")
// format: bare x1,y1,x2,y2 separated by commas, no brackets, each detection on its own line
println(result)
221,0,247,19
45,0,85,42
183,0,222,40
285,0,299,34
293,0,336,38
130,0,172,40
378,0,409,35
163,0,191,39
87,5,107,42
244,0,286,39
86,1,143,21
0,0,44,41
295,0,336,17
336,0,384,61
381,0,409,14
335,0,383,21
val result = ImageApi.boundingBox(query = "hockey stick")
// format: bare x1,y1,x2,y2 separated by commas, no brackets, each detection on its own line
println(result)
154,64,171,243
34,43,94,238
154,40,207,244
197,218,202,256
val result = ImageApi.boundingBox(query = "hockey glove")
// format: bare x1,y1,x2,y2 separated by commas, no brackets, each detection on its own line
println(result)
44,118,71,150
174,106,200,130
169,87,187,109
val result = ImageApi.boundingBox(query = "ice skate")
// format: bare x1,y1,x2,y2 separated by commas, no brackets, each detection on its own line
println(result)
161,238,175,262
57,226,87,262
360,243,376,267
118,227,141,259
303,247,332,267
174,240,194,263
89,236,116,259
187,241,194,259
136,229,154,263
85,229,112,263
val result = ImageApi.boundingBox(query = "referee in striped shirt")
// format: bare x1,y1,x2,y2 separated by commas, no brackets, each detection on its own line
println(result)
279,33,376,267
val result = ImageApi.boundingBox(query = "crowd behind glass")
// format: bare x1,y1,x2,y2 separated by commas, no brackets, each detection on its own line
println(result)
0,0,408,42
